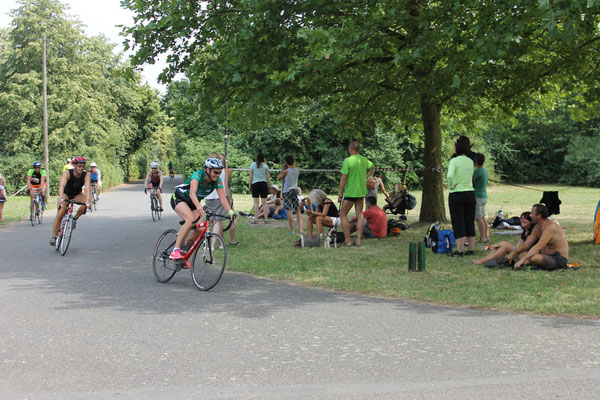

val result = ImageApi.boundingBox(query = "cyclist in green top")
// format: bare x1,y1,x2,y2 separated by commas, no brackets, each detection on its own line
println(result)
169,158,236,260
27,162,48,209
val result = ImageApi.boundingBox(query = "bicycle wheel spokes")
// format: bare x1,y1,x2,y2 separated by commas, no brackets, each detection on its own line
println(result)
152,229,178,283
55,218,64,252
60,215,73,256
30,199,35,226
191,233,226,291
37,201,43,224
151,196,157,222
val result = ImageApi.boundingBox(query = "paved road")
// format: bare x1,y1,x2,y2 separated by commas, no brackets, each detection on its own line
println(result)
1,178,599,399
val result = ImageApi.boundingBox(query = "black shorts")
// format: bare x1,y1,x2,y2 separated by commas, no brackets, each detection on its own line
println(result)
343,196,363,202
170,191,197,211
540,252,568,271
150,181,160,189
251,181,269,198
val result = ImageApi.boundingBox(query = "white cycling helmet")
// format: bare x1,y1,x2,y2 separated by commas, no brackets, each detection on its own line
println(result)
150,161,159,169
204,158,224,169
90,162,97,167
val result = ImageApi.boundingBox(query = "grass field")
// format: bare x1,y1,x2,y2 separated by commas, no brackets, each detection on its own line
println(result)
226,184,600,318
2,184,599,317
0,195,58,226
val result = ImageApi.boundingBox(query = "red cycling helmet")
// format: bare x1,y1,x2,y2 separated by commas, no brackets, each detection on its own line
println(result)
72,156,86,164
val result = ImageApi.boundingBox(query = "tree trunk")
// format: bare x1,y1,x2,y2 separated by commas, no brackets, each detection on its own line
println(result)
419,98,447,222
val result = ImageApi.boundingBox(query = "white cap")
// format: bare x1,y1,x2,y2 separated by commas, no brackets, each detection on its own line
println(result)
271,184,278,191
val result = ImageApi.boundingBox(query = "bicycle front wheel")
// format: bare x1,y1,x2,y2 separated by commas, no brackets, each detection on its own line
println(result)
60,215,74,256
30,199,35,226
152,229,178,283
151,196,157,222
55,219,64,252
37,202,43,224
191,233,226,291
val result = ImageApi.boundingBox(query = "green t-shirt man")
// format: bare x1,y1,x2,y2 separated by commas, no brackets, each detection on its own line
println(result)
473,167,488,199
340,154,374,198
175,169,223,203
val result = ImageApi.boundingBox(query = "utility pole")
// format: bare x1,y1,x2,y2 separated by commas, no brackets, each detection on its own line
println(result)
224,102,233,205
224,102,229,169
42,34,49,192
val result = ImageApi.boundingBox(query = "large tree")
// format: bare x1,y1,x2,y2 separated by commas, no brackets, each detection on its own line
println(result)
0,0,174,192
123,0,600,221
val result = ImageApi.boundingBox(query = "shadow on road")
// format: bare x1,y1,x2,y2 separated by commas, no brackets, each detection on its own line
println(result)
0,179,597,327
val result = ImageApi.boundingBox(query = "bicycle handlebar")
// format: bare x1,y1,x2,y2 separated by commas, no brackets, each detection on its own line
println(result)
179,206,237,232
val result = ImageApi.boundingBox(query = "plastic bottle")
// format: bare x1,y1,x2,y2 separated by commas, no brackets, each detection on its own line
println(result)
482,245,491,251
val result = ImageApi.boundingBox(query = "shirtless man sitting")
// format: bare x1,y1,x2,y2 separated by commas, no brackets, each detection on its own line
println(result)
513,203,569,271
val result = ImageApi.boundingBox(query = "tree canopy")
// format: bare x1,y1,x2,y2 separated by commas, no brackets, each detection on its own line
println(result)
124,0,600,221
0,0,174,193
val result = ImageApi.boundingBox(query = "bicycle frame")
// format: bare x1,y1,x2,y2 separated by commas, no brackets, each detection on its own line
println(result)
177,221,210,263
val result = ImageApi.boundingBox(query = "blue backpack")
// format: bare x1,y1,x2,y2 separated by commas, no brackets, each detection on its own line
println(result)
433,229,455,254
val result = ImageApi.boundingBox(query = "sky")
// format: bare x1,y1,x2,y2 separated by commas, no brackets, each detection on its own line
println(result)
0,0,169,94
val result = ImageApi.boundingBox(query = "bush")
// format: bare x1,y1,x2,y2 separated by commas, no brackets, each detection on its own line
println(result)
560,134,600,187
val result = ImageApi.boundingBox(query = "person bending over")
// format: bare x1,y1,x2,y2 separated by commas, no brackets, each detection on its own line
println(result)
50,156,90,245
513,204,569,271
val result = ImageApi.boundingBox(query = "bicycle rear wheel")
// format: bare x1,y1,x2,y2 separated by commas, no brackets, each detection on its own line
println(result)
191,233,226,291
153,229,178,283
60,215,74,256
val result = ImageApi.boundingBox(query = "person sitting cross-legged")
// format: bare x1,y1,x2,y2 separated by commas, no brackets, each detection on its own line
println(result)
348,196,387,240
512,203,569,271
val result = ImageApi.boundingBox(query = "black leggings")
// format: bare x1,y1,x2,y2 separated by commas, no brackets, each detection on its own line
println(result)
449,191,476,239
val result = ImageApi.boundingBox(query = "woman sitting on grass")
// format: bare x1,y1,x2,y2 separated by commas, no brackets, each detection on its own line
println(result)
473,211,536,266
305,189,340,236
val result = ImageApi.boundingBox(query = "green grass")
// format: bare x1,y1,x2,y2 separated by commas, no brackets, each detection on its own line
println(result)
0,195,58,226
226,185,600,317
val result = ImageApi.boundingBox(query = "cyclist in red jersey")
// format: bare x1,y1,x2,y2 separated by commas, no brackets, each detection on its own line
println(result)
144,161,164,211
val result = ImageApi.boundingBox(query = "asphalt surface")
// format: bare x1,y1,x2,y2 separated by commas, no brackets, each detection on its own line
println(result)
1,177,599,399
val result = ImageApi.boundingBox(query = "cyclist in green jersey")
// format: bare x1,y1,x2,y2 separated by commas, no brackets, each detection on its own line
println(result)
169,158,235,260
27,162,48,209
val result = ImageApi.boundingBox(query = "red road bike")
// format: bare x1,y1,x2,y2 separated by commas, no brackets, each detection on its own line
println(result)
152,207,235,291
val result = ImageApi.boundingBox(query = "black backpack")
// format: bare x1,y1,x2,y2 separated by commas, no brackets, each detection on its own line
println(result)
424,222,440,248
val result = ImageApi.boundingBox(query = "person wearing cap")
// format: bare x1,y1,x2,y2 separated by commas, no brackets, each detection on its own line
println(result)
89,162,102,199
144,161,164,211
256,184,282,220
62,158,73,172
27,161,48,208
50,156,91,245
249,153,271,224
